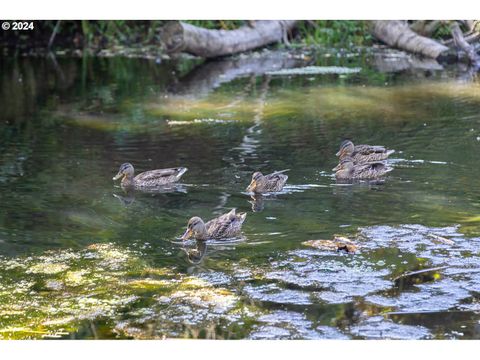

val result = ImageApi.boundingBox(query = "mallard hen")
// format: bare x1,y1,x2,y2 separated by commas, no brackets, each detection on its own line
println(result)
246,169,289,194
336,140,394,164
181,209,247,241
113,163,187,188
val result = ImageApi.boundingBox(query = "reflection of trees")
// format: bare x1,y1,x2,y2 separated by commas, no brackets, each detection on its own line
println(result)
0,57,78,123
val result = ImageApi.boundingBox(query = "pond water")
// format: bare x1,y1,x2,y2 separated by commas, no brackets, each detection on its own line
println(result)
1,50,480,339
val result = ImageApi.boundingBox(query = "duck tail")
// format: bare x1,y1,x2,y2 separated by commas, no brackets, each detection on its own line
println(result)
227,208,237,219
273,169,290,175
175,167,188,181
238,212,247,223
384,166,394,175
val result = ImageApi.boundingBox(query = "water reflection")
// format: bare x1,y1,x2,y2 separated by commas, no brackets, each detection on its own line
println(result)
113,190,136,206
249,193,267,212
2,51,480,339
182,240,208,265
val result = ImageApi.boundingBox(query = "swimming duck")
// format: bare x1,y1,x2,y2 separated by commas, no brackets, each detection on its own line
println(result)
181,209,247,241
336,140,394,164
112,163,187,188
333,157,393,180
246,169,289,194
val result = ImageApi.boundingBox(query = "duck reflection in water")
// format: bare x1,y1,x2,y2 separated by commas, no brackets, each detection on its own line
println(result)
113,188,136,206
248,193,266,212
113,184,188,207
182,240,208,265
248,193,286,212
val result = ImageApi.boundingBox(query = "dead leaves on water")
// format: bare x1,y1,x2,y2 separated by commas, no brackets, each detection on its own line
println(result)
302,236,358,254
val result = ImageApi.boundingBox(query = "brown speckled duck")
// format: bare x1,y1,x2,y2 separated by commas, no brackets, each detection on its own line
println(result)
181,209,247,241
246,169,289,194
113,163,187,188
336,140,394,164
333,157,393,180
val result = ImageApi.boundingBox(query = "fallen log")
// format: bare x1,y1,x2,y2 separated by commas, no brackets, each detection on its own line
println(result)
161,20,297,58
371,20,449,59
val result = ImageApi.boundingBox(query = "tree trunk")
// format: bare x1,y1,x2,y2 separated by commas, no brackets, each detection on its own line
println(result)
161,20,297,58
371,20,449,59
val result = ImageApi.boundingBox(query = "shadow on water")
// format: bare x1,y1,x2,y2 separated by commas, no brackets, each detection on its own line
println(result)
1,50,480,339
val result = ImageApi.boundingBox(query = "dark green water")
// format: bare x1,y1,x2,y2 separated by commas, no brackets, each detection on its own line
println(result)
1,52,480,339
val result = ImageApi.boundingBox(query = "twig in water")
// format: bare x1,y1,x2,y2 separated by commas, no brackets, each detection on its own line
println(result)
393,265,450,282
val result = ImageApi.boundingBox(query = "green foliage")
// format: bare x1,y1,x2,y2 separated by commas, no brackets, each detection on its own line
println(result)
1,20,374,52
184,20,246,30
297,20,372,47
432,22,454,39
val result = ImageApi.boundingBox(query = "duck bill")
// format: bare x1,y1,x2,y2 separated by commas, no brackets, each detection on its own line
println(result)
335,148,344,157
246,180,256,192
112,172,123,181
332,164,341,171
181,228,193,240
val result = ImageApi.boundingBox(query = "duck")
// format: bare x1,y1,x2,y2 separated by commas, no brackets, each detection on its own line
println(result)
181,209,247,241
336,140,394,164
112,163,187,188
333,157,393,180
246,169,289,194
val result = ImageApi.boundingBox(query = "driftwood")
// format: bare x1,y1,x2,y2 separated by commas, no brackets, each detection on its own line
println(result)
372,20,480,70
450,21,480,67
371,21,449,59
161,20,297,58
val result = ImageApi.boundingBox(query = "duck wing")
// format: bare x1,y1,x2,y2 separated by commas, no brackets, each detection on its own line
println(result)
268,169,290,176
264,169,289,190
354,161,393,178
135,167,188,182
354,144,388,154
205,209,246,239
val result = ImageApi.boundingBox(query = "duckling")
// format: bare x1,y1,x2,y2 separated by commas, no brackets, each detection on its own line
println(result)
181,209,247,241
246,169,289,194
333,157,393,180
336,140,394,164
112,163,187,188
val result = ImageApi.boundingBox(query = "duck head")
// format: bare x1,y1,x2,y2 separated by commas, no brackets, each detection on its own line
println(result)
333,157,355,178
335,140,355,158
246,171,263,192
113,163,135,181
182,216,207,240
